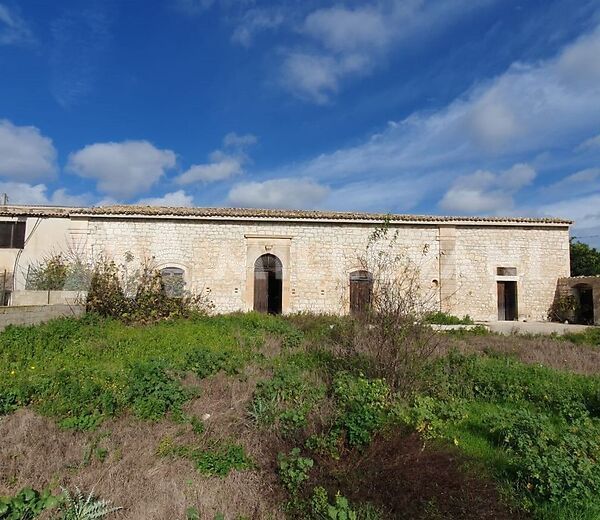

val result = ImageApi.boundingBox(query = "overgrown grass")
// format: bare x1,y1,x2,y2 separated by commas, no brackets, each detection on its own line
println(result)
0,312,300,428
1,312,599,520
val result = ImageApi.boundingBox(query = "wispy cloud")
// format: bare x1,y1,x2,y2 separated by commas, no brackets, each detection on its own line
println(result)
50,6,112,107
228,177,329,209
231,8,284,47
177,132,257,185
279,0,496,103
440,164,536,214
138,190,194,207
248,25,600,212
0,3,34,46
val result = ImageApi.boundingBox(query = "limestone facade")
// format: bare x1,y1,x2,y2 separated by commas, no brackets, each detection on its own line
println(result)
0,206,572,321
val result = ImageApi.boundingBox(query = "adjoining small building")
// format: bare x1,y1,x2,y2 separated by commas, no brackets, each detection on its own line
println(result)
0,204,572,322
555,276,600,325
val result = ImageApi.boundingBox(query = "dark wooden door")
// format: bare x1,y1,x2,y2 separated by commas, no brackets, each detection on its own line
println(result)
498,281,518,321
350,271,373,316
254,254,282,314
254,271,268,313
497,282,505,320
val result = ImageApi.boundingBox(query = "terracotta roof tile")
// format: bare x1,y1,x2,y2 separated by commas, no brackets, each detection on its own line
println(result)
0,204,573,225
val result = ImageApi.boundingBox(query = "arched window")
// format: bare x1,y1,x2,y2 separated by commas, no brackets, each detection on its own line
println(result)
160,267,185,297
254,254,282,314
349,270,373,315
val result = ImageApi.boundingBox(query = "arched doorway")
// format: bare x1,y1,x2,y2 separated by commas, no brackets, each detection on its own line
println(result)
350,270,373,316
574,283,594,324
254,254,282,314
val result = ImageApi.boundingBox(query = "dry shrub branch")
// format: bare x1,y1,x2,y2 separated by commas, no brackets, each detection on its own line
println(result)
347,220,442,395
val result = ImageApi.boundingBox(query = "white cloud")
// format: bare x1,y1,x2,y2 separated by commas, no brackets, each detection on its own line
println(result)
178,156,243,184
280,0,494,103
67,141,177,198
304,5,389,54
137,190,194,207
228,178,329,209
540,193,600,231
0,4,34,45
265,25,600,213
439,164,536,214
0,182,90,206
0,120,57,181
577,133,600,151
280,52,369,104
231,8,284,47
176,132,256,185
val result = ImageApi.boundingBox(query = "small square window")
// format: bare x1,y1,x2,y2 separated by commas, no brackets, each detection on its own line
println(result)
0,222,25,249
497,267,517,276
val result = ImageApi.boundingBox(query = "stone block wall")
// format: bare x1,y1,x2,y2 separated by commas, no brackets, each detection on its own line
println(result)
87,219,441,315
0,304,85,331
452,226,570,321
84,218,570,321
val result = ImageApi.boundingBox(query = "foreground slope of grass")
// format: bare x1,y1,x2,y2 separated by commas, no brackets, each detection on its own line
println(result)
1,313,599,519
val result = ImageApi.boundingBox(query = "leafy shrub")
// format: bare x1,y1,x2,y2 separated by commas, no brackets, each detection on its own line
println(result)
250,360,326,435
487,408,600,507
548,295,579,323
33,369,120,430
184,346,247,379
310,487,358,520
86,258,212,324
25,253,70,291
425,312,474,325
0,488,60,519
333,372,390,448
125,359,187,420
398,395,467,440
159,438,253,477
277,448,314,495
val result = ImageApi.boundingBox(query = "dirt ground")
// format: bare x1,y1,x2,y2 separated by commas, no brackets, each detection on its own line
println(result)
312,431,525,520
443,333,600,375
0,370,285,520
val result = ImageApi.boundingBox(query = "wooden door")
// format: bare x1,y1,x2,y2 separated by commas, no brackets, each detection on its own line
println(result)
350,271,373,316
254,271,268,313
254,254,282,314
497,282,506,321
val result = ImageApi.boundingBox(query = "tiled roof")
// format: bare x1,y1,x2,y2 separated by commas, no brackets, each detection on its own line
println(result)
0,204,573,225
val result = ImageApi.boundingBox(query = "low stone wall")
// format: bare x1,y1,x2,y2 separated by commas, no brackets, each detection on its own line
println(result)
0,304,85,331
10,290,86,306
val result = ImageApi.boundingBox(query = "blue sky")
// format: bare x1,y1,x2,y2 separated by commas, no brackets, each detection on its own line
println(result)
1,0,600,243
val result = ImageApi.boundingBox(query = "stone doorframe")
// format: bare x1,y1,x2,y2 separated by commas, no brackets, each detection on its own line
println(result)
244,234,292,313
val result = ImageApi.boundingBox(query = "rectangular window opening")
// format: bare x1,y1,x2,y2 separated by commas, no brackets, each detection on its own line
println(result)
0,222,26,249
497,266,517,276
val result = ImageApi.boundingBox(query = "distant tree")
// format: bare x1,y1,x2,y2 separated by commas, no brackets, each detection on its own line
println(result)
570,239,600,276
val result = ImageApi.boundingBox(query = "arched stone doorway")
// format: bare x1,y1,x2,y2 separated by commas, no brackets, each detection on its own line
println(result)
254,254,283,314
349,270,373,316
574,283,594,324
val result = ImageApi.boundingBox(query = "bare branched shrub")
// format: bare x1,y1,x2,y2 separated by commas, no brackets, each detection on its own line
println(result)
86,255,214,323
344,220,442,395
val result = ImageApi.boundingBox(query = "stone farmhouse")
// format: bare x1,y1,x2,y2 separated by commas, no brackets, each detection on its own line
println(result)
0,205,577,322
